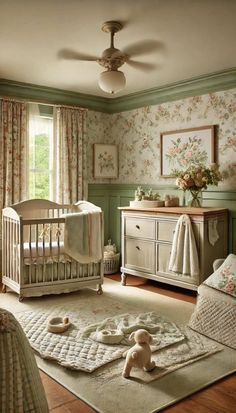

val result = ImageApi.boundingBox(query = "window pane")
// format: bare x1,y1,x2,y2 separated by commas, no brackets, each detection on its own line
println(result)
28,104,53,199
29,171,50,199
35,134,49,170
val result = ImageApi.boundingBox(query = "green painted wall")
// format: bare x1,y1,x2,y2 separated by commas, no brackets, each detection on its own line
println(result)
88,184,236,255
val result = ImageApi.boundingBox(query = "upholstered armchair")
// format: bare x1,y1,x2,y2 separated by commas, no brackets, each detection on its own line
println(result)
189,254,236,350
0,308,49,412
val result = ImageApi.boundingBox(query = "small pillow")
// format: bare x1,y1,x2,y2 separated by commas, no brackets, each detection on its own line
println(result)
204,254,236,298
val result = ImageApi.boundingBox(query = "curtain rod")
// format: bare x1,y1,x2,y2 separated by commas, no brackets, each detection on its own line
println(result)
0,96,87,111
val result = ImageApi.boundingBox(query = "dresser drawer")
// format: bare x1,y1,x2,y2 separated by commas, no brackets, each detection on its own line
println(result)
158,220,200,245
158,221,176,242
125,238,155,272
157,244,197,285
157,243,172,273
125,217,156,240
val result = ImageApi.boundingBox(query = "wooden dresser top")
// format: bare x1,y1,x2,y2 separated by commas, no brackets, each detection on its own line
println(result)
118,206,228,217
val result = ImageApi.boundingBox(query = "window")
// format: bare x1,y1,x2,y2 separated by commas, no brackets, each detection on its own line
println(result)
28,104,54,199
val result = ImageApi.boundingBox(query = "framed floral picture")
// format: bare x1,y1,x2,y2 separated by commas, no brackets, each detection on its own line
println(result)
160,125,216,177
93,144,118,178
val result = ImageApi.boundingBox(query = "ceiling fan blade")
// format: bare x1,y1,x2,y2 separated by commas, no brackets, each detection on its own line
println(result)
127,60,157,72
123,40,164,58
57,48,98,61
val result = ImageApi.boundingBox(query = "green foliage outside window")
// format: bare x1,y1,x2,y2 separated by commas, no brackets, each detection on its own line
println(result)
29,133,50,199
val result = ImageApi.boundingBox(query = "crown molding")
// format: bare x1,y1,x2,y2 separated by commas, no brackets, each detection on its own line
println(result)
0,79,108,112
110,67,236,113
1,68,236,114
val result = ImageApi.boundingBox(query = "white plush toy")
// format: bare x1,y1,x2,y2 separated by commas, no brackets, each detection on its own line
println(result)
122,329,155,378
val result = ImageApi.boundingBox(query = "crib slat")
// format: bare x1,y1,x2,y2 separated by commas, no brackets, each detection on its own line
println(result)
42,223,46,283
9,218,13,280
4,218,9,278
35,224,39,284
49,224,53,282
9,218,12,281
13,220,16,282
19,216,24,289
14,221,17,283
64,260,66,280
28,224,32,285
56,223,60,281
4,218,8,277
2,217,6,277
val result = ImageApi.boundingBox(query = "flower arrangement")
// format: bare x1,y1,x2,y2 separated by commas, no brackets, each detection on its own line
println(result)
174,164,222,206
174,163,222,191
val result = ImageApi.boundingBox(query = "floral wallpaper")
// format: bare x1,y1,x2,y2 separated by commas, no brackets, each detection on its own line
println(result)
86,88,236,189
86,110,111,184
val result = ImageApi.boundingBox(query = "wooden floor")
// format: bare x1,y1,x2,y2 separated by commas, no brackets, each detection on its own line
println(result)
2,275,236,412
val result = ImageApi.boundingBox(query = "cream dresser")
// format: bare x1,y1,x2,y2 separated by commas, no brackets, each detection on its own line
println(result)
119,207,228,291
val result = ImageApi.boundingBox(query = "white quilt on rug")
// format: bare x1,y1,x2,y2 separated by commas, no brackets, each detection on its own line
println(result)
17,309,221,373
17,310,185,372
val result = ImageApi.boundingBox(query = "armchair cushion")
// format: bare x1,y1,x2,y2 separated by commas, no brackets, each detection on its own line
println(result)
203,254,236,298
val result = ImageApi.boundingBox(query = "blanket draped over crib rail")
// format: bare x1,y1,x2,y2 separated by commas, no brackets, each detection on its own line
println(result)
62,209,103,264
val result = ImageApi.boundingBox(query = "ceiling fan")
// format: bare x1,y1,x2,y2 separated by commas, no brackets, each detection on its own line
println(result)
58,21,160,94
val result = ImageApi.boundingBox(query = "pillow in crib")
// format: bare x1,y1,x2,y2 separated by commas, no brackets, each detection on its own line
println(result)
204,254,236,298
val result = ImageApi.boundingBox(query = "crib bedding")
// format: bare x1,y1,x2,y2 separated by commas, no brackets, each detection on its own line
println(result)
23,261,102,285
16,241,67,266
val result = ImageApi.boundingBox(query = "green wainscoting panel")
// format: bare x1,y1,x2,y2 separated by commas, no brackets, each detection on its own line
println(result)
108,195,121,248
231,212,236,254
87,193,110,244
88,184,236,254
203,190,236,254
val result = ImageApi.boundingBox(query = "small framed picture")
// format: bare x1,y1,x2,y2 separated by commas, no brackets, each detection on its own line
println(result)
160,125,216,177
93,144,118,178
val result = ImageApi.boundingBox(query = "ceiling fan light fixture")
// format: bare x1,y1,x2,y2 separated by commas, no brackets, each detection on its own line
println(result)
98,70,126,94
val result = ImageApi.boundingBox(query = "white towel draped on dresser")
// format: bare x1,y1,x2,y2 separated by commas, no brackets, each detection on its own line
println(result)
168,214,199,277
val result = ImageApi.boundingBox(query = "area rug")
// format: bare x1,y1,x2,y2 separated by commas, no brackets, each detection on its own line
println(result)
1,279,235,413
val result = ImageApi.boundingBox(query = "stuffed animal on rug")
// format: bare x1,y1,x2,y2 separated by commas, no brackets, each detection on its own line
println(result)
122,329,155,378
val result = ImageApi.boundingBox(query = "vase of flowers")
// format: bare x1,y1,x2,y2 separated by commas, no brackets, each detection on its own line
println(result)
174,164,222,207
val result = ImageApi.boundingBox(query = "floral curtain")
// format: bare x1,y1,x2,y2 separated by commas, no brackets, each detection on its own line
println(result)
54,106,87,204
0,98,27,211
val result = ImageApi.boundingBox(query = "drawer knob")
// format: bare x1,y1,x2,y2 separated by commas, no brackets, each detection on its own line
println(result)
136,225,140,230
136,246,140,250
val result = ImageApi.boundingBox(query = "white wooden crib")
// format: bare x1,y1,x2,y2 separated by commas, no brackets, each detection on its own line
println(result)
2,199,104,300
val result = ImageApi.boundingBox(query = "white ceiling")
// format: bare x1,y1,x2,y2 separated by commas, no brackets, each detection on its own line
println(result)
0,0,236,98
